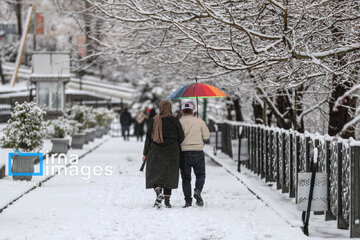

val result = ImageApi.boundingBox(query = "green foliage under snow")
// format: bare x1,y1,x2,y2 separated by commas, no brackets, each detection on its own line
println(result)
66,105,117,131
2,101,47,152
47,116,81,138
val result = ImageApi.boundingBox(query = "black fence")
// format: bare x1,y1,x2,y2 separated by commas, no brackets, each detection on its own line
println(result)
208,118,360,238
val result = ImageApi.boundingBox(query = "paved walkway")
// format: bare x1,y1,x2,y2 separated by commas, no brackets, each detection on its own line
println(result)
0,138,306,240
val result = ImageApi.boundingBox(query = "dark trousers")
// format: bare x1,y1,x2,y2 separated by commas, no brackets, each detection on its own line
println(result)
135,123,144,141
121,125,130,140
154,185,172,195
180,151,206,203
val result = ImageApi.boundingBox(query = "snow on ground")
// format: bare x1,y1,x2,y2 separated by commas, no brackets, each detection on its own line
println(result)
203,145,351,239
0,136,110,211
0,138,309,240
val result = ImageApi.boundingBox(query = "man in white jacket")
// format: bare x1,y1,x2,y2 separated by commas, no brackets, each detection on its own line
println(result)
179,102,210,208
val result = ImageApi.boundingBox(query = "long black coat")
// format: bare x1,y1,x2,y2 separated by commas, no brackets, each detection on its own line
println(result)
120,110,132,126
143,116,185,189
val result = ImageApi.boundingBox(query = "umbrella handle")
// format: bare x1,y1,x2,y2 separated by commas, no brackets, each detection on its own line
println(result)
196,78,198,117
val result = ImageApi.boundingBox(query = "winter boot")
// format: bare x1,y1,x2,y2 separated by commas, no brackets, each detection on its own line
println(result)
183,199,192,208
194,189,204,207
164,196,172,208
183,202,192,208
154,188,164,208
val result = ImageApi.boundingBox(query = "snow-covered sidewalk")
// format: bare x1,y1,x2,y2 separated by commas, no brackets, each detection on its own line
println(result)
0,138,309,240
203,145,350,239
0,136,111,212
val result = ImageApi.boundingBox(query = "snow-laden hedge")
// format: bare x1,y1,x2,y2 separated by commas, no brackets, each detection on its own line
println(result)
66,105,96,130
2,101,47,152
93,107,117,127
0,101,118,151
47,116,81,138
66,105,117,132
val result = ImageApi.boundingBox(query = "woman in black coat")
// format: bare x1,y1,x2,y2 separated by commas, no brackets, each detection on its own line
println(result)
142,100,184,208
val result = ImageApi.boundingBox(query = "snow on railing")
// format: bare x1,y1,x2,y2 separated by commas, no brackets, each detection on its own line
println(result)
207,118,360,238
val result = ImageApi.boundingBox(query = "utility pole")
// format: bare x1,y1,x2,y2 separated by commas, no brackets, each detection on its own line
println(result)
33,29,36,51
11,5,34,87
14,0,22,39
203,99,207,122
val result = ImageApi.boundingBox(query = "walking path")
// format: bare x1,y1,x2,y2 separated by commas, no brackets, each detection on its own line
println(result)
0,138,309,240
203,145,349,239
0,136,110,212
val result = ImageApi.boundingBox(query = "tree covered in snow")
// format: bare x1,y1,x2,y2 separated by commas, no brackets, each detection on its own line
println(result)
0,0,82,60
54,0,360,137
132,81,165,111
2,101,47,152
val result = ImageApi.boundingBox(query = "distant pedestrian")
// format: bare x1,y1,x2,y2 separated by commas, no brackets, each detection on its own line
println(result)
135,109,147,142
120,108,132,141
142,100,184,208
179,102,210,208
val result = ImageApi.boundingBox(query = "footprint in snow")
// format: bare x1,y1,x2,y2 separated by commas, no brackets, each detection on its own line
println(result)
263,233,272,238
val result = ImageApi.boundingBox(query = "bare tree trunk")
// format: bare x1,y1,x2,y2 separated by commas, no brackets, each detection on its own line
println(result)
263,101,267,125
276,90,291,129
256,87,289,128
293,87,305,133
327,2,356,139
233,98,244,121
266,109,273,126
84,1,92,62
328,81,355,138
14,0,22,39
226,98,233,120
252,99,263,124
0,60,5,85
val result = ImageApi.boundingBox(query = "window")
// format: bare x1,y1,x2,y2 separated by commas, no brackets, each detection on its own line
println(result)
37,81,63,111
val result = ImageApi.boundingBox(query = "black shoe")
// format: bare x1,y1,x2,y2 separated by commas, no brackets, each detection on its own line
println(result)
164,196,172,208
183,202,192,208
194,189,204,207
154,188,164,208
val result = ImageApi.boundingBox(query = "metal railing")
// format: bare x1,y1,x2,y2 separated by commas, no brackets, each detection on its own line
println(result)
208,118,360,238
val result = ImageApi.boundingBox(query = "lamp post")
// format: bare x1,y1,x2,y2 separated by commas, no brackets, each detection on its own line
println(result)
203,98,207,122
